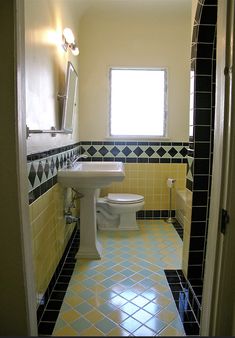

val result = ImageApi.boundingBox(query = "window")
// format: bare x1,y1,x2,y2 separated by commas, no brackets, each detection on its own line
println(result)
109,68,167,137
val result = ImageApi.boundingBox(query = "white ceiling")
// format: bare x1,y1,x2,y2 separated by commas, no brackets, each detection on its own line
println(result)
64,0,191,19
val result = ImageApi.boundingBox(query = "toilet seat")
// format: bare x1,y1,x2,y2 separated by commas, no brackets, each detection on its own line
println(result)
107,193,144,204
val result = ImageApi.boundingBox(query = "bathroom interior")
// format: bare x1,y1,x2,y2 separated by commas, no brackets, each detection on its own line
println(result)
3,0,231,336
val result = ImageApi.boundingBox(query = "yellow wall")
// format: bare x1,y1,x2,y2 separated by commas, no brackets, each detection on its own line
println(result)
78,2,191,142
29,184,77,300
25,0,80,155
24,0,82,302
101,163,187,210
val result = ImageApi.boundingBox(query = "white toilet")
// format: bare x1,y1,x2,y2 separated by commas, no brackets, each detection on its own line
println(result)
96,190,144,231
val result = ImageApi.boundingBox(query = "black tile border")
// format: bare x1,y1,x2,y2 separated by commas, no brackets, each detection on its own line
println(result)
172,220,184,240
27,142,80,162
86,157,188,164
137,209,175,220
186,1,217,314
165,269,201,336
37,225,80,336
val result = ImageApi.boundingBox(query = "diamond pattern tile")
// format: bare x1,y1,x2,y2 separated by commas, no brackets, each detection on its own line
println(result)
28,163,36,187
52,221,185,336
50,158,55,175
168,147,178,157
87,146,97,156
133,146,144,156
156,147,166,157
110,146,120,156
37,161,44,182
122,146,132,156
59,156,64,169
99,146,109,156
145,147,155,157
80,142,188,162
180,147,187,157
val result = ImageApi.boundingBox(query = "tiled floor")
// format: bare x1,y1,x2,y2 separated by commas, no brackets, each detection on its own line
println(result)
52,220,185,336
165,270,200,335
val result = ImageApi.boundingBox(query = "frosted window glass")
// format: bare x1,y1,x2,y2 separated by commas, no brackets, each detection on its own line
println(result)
110,68,167,137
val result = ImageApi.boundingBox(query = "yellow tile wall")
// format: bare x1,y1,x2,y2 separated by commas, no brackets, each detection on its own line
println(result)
29,184,78,303
101,163,187,210
182,189,193,277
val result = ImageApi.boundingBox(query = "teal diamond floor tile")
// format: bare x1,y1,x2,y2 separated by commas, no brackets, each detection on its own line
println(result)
95,317,117,334
82,278,97,288
131,295,150,307
71,317,91,333
145,317,166,333
120,302,139,315
99,289,117,300
97,302,116,315
133,325,155,336
75,302,93,315
132,309,153,324
102,268,116,277
79,289,94,300
121,269,135,277
143,302,163,315
101,278,116,288
120,278,136,287
139,278,156,288
51,221,184,337
120,317,142,333
120,261,134,267
120,290,138,301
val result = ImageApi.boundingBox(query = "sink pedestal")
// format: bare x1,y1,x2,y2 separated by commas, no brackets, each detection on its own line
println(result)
57,161,125,259
76,188,102,259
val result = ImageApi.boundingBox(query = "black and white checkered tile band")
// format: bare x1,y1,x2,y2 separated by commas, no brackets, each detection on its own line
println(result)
80,141,188,162
27,145,80,203
27,141,188,204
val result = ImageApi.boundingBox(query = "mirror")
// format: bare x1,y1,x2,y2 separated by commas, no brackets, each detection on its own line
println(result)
61,61,78,133
26,61,78,138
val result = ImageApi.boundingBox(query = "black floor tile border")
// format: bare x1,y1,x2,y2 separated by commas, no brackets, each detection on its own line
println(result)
37,225,80,336
164,269,202,336
172,219,184,240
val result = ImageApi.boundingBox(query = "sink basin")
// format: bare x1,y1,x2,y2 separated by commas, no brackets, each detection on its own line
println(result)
57,161,125,259
57,161,125,188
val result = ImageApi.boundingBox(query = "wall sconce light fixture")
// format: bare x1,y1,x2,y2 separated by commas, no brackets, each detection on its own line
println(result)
62,27,79,56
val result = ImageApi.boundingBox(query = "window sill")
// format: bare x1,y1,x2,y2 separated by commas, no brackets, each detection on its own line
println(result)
106,135,170,141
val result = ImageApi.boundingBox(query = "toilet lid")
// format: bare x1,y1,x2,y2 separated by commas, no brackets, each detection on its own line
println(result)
107,193,144,204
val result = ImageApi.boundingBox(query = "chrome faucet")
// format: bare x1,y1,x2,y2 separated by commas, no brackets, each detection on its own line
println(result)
66,154,88,168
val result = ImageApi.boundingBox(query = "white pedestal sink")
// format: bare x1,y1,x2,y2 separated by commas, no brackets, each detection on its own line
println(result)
57,161,125,259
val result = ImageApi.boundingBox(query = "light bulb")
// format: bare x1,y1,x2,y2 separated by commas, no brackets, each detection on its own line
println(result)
63,27,75,44
72,46,79,56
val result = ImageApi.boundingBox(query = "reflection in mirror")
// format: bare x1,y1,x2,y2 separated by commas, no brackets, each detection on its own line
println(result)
26,61,78,138
61,61,78,133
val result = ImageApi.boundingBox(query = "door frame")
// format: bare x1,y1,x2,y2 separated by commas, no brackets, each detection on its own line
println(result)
15,0,38,334
200,0,235,335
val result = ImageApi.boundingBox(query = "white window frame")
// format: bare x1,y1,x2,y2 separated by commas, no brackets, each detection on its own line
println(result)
108,67,168,139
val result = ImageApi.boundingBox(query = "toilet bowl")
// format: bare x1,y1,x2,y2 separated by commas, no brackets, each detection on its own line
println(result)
96,192,144,230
